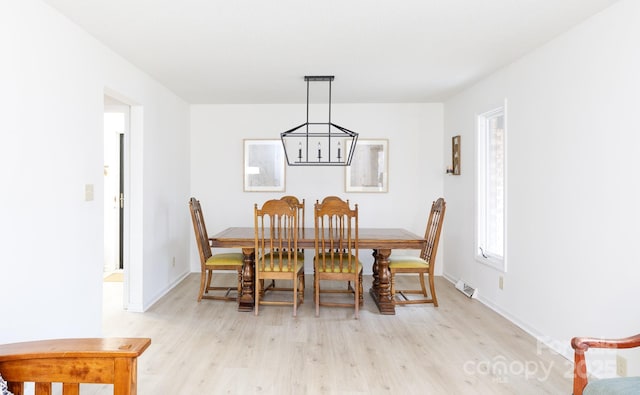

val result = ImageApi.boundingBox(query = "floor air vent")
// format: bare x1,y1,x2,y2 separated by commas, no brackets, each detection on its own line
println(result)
455,280,478,299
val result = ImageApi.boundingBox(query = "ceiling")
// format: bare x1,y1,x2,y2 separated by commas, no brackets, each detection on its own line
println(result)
43,0,619,104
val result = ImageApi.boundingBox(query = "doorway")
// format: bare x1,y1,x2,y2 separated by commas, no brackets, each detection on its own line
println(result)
104,96,129,304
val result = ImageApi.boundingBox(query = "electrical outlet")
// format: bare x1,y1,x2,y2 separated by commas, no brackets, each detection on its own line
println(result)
172,256,176,267
617,355,628,377
499,276,504,290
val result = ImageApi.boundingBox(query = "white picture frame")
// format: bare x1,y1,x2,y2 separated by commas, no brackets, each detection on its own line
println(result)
243,139,286,192
345,139,388,193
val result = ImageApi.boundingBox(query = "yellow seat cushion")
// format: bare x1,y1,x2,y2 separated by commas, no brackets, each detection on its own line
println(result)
388,255,429,269
315,252,356,260
205,252,244,267
314,253,361,273
316,262,362,273
257,259,304,272
262,250,305,261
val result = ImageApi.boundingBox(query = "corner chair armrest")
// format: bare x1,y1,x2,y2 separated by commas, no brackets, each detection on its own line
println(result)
571,334,640,352
571,334,640,395
0,337,151,395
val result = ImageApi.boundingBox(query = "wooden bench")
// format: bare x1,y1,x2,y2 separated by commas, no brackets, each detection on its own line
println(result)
0,337,150,395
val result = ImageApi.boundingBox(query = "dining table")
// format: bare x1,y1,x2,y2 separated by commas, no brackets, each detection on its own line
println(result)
209,227,426,315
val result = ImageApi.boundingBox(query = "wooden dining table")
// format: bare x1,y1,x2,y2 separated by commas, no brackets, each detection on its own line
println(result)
210,227,426,315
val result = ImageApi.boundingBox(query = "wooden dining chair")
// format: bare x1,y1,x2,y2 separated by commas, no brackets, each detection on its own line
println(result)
389,197,446,306
261,196,307,293
313,198,362,319
572,334,640,395
254,199,304,316
0,337,150,395
314,196,354,296
189,197,243,302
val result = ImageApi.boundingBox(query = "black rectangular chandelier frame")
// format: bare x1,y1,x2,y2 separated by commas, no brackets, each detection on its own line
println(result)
281,76,359,166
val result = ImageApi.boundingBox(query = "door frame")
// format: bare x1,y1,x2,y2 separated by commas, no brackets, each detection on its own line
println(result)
104,89,143,311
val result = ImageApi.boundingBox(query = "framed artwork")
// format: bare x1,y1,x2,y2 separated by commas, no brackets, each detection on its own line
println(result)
345,139,388,192
452,135,461,175
243,140,286,192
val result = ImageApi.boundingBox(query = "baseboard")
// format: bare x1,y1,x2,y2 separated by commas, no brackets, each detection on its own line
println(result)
141,271,191,312
441,272,573,363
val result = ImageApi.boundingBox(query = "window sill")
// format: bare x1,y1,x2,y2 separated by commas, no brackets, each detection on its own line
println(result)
475,254,506,272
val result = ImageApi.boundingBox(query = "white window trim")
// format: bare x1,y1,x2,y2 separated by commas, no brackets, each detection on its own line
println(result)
475,100,508,272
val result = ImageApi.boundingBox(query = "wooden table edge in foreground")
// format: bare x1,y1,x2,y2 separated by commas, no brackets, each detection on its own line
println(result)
211,227,426,315
0,337,151,395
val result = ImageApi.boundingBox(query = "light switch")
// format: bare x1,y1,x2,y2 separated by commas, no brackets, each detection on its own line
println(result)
85,184,94,201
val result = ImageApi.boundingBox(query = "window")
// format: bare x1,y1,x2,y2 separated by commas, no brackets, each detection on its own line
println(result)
476,104,506,271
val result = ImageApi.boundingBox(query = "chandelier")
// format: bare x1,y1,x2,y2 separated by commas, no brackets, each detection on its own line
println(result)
281,76,358,166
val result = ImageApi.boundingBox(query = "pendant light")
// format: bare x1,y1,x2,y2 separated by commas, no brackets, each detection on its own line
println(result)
281,76,358,166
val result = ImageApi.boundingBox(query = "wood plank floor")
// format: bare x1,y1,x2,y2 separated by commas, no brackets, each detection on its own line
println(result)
96,274,573,394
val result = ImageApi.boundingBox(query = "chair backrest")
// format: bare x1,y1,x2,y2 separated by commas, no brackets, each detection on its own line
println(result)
189,197,212,269
280,195,305,229
318,195,349,207
254,199,299,272
314,199,359,273
420,198,446,265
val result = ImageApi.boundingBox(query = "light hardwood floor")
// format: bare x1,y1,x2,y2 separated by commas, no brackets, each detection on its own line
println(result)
98,274,574,394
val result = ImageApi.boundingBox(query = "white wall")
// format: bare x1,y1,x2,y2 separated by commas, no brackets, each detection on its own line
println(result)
190,103,444,274
443,0,640,360
0,0,190,343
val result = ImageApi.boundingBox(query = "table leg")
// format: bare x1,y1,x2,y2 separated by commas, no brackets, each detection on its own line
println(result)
369,248,395,315
370,249,379,291
238,248,255,311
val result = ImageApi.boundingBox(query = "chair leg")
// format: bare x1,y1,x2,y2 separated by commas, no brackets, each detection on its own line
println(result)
354,275,359,319
419,273,428,297
358,271,364,306
237,270,242,296
315,275,320,317
197,270,208,302
298,272,305,304
206,270,213,293
293,275,298,317
429,274,438,307
255,275,260,316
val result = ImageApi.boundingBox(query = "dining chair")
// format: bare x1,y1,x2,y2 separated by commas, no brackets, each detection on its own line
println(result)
254,199,304,316
571,334,640,395
313,198,362,319
389,197,446,306
189,197,243,302
314,196,354,295
261,195,307,293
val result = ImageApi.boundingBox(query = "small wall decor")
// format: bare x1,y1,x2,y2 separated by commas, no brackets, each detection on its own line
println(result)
447,135,461,175
243,139,286,192
345,139,388,192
